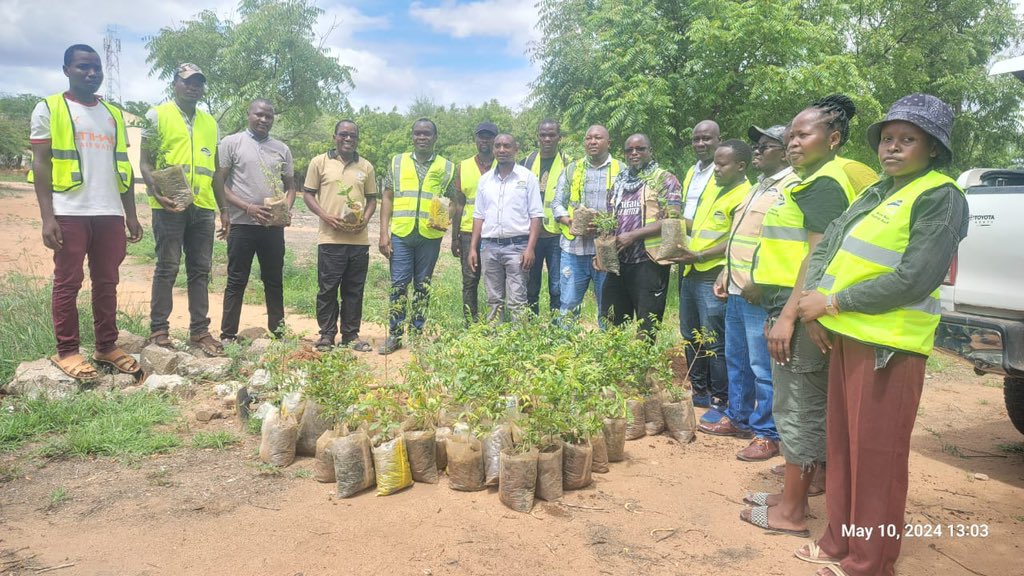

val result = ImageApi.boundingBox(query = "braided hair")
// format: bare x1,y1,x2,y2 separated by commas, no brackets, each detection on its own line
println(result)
808,94,857,147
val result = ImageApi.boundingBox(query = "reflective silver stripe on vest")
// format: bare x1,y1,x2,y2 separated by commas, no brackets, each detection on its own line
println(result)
819,273,836,291
115,151,129,162
905,297,941,315
51,149,80,160
761,225,808,241
71,171,82,181
194,166,215,177
840,236,903,269
465,198,475,206
119,172,129,181
697,229,726,241
394,190,420,199
392,210,430,219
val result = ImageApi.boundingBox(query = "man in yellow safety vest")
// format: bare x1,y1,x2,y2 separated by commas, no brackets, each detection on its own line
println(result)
450,121,497,325
521,119,567,315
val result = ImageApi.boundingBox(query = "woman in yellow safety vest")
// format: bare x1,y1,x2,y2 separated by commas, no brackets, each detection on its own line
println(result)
740,94,876,539
793,95,968,576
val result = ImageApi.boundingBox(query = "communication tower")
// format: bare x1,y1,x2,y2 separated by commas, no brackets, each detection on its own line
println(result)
103,26,122,103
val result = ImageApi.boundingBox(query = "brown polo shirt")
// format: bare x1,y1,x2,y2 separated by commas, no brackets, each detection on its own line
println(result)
303,150,378,245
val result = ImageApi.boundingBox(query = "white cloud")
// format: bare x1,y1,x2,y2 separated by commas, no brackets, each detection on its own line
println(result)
409,0,540,53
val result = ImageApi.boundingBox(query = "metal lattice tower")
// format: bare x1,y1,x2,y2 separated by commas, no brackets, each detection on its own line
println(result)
103,26,122,103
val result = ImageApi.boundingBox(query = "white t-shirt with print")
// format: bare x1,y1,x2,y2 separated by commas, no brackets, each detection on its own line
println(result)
30,96,125,217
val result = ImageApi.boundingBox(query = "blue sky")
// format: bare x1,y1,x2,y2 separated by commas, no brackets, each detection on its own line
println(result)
0,0,540,111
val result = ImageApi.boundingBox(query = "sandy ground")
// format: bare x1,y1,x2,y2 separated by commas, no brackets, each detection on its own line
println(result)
0,185,1022,576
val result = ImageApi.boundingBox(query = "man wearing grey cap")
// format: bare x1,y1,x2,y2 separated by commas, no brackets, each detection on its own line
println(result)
701,124,799,463
450,121,497,324
141,62,227,356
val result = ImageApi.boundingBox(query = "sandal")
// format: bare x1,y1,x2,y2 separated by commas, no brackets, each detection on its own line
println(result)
743,491,774,506
814,565,850,576
190,333,224,357
92,348,141,375
795,542,842,565
147,331,175,349
345,340,372,353
739,505,810,538
314,337,334,352
51,353,99,381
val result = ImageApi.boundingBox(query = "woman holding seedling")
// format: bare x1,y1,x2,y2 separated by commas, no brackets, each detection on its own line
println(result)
794,94,968,576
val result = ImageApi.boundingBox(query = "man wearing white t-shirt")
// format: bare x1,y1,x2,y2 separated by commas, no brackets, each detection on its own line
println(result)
29,44,143,380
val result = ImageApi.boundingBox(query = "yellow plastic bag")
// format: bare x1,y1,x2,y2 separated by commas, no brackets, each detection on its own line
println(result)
372,436,414,496
428,196,451,231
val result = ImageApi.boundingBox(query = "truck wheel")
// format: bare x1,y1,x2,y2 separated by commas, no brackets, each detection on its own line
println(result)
1005,377,1024,435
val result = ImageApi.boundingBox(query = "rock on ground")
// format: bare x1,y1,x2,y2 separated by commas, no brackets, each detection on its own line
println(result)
194,407,224,422
4,359,79,400
248,369,271,391
116,331,147,355
247,338,272,358
178,356,233,381
143,374,190,396
141,345,180,375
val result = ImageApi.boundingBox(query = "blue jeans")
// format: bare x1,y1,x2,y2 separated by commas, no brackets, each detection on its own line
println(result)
527,235,561,315
679,270,727,408
388,231,441,337
724,296,778,440
558,250,605,325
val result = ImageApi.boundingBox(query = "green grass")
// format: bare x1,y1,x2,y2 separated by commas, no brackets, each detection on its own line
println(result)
245,417,263,436
997,441,1024,455
0,462,20,483
0,274,148,384
47,486,69,508
290,468,312,479
0,392,181,459
0,171,27,182
926,353,954,374
191,431,240,449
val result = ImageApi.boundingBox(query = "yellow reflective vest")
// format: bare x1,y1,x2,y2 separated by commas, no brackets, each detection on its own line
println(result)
817,171,962,356
28,93,132,193
390,152,455,239
526,150,567,234
148,102,218,210
458,155,496,233
725,170,802,292
559,156,622,240
687,178,752,273
680,162,716,214
752,157,874,288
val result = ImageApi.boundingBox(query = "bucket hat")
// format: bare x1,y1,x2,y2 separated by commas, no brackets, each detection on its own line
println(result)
866,93,953,161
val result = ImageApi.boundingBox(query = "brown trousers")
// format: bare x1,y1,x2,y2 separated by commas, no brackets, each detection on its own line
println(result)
817,335,925,576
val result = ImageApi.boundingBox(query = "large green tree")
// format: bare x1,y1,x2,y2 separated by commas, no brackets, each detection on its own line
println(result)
145,0,354,133
532,0,1024,172
0,93,40,168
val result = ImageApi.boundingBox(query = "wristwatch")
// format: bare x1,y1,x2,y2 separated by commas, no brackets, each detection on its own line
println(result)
825,295,839,317
695,251,705,264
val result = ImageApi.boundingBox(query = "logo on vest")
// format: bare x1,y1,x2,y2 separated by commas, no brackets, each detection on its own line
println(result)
200,147,212,157
713,210,727,222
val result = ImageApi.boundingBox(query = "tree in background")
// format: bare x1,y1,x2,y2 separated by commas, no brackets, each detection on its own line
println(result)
0,93,39,168
532,0,1024,173
145,0,354,134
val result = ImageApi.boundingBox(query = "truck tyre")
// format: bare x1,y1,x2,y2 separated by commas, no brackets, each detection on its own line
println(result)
1005,377,1024,435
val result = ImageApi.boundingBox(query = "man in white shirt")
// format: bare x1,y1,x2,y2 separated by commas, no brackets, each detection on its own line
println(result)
468,134,543,321
29,44,143,380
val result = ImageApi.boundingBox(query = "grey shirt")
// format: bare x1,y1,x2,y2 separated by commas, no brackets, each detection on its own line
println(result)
551,156,618,256
218,130,294,225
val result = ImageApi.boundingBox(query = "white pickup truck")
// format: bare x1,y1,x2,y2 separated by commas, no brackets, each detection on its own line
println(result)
936,168,1024,434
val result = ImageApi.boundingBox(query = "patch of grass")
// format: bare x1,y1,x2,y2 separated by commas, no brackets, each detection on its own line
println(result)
1014,515,1024,523
47,486,69,508
926,353,953,374
290,468,312,479
982,380,1004,389
0,392,180,459
245,417,263,436
0,171,28,182
977,398,990,406
255,462,282,476
942,443,965,458
997,441,1024,455
0,273,148,384
147,466,175,487
0,462,21,483
191,431,240,449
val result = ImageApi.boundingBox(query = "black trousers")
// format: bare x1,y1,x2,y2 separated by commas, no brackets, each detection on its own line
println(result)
600,258,671,340
221,224,285,340
316,244,370,343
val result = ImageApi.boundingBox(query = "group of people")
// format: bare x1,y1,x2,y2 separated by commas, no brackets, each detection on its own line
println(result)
32,44,967,576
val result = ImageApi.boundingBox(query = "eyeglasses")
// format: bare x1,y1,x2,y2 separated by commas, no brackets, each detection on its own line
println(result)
624,146,649,153
335,132,358,139
754,144,783,152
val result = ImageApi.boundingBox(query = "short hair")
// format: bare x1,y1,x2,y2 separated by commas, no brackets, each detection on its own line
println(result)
719,139,752,166
537,118,560,132
63,44,97,67
412,117,437,135
334,119,358,134
249,98,274,112
494,133,517,146
625,133,652,148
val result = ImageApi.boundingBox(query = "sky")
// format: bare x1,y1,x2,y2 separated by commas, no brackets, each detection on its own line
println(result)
0,0,541,111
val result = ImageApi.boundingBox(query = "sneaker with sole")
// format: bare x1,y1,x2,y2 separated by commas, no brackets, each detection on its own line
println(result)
737,437,780,461
378,336,402,355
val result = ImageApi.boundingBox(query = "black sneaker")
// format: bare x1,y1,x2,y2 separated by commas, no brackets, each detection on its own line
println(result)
378,336,402,355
